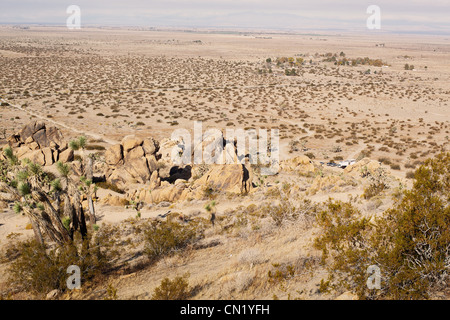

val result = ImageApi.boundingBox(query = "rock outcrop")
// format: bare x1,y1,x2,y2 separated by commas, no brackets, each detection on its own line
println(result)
192,164,252,194
344,158,382,177
280,155,316,174
307,175,355,195
105,130,255,204
99,193,129,206
129,163,253,204
105,135,160,190
8,121,72,166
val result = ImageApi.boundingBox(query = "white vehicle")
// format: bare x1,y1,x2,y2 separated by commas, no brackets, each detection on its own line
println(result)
338,159,356,169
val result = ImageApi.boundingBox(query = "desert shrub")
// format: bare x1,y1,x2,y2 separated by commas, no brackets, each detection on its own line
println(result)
390,163,401,170
202,183,219,200
235,271,254,292
267,263,296,288
104,283,118,300
404,163,416,169
265,199,298,227
378,157,391,165
305,152,315,159
406,171,415,179
362,167,389,199
143,220,202,262
238,248,264,265
151,274,192,300
314,152,450,299
264,196,317,228
6,233,115,295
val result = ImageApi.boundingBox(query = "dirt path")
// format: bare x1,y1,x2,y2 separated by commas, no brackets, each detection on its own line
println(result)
0,97,119,145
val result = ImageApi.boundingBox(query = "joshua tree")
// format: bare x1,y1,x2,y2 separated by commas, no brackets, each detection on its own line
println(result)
1,148,71,245
69,135,96,224
0,146,93,245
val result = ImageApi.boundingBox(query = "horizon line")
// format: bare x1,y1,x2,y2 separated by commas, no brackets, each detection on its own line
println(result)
2,23,450,37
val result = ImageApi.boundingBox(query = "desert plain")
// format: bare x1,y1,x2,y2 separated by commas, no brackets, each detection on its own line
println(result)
0,25,449,300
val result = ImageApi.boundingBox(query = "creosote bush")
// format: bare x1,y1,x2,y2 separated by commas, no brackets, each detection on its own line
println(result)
151,274,192,300
362,167,389,199
143,219,203,262
314,152,450,299
5,230,118,295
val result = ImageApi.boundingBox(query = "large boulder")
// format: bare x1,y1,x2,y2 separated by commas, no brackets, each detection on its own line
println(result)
41,147,54,166
18,121,65,149
59,148,74,163
99,193,129,206
32,129,50,149
19,121,45,143
123,157,151,184
105,135,159,190
9,121,70,166
122,135,143,154
193,164,252,194
142,138,159,155
108,167,137,188
15,145,32,158
147,181,187,204
125,146,145,162
280,155,315,174
22,150,45,166
129,163,253,204
344,158,382,177
104,144,123,166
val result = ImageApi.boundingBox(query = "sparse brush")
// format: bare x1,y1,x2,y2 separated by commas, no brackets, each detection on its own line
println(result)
151,274,192,300
3,147,18,165
69,140,80,151
143,220,202,262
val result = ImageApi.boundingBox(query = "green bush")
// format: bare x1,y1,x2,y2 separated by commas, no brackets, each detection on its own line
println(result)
4,223,122,296
6,236,111,295
143,220,202,262
151,274,192,300
314,152,450,299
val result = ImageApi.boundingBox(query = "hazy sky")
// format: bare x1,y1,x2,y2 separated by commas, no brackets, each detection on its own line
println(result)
1,0,450,34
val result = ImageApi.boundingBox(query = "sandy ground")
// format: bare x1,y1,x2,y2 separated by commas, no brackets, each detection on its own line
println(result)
0,25,448,299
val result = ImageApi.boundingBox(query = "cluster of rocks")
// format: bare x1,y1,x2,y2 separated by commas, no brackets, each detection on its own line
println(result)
343,157,382,176
280,155,316,174
4,122,387,208
129,163,253,204
102,130,255,205
104,135,160,190
7,121,73,166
